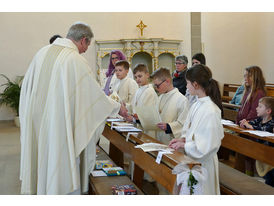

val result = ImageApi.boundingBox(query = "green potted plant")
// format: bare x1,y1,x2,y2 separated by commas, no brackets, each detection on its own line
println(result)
0,74,24,127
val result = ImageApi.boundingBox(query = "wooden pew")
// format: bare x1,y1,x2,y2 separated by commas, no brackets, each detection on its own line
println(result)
219,124,274,194
222,83,240,103
219,162,274,195
222,83,274,103
102,124,200,194
222,102,240,122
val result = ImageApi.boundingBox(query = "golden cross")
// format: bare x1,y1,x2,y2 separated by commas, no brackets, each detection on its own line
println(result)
136,20,147,36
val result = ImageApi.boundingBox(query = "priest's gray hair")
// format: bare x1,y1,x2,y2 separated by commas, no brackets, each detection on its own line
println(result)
66,22,94,43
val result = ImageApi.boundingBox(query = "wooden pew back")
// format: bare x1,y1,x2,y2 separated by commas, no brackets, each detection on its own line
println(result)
222,83,274,103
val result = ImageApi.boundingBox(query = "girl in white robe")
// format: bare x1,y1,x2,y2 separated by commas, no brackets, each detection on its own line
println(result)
169,64,224,195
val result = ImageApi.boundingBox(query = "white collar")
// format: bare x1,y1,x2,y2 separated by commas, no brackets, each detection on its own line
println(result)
53,38,78,52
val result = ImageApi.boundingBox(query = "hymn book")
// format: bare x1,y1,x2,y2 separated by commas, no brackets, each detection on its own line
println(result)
135,106,162,130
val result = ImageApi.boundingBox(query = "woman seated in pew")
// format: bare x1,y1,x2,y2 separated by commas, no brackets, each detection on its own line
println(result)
169,64,224,195
240,96,274,187
236,66,266,124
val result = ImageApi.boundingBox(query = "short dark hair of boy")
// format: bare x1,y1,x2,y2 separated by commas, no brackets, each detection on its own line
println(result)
49,34,62,44
150,67,171,81
133,63,149,74
259,97,274,116
115,60,129,70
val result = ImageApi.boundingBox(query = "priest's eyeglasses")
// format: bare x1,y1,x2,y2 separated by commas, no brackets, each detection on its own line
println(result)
154,79,166,89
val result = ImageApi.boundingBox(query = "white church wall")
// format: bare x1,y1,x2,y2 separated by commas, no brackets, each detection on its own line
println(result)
201,12,274,88
0,12,191,120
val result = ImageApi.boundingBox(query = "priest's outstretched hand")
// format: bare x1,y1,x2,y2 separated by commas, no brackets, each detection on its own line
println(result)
118,102,128,118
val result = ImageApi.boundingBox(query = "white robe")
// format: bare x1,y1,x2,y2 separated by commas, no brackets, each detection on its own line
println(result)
109,68,133,92
112,76,138,107
131,84,158,138
156,88,189,145
101,68,133,90
19,38,120,195
182,96,224,195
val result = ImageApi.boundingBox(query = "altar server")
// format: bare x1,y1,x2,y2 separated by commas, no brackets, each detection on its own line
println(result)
125,63,158,137
103,50,133,95
169,64,224,195
151,67,189,145
112,60,138,108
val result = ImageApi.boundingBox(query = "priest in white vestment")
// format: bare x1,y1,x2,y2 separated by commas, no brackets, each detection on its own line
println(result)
19,22,125,195
151,68,189,145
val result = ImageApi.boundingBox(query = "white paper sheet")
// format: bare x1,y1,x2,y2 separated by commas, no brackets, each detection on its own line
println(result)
112,122,134,127
135,143,174,152
90,170,107,177
135,106,162,130
112,125,142,132
156,150,173,164
221,119,237,126
242,130,274,137
107,118,124,122
126,132,139,141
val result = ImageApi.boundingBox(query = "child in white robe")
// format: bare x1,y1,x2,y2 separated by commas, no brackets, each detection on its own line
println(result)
169,64,224,195
111,60,138,109
125,63,158,138
151,67,189,145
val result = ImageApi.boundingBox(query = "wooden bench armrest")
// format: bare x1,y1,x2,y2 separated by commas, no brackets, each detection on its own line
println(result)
222,102,241,109
221,96,232,102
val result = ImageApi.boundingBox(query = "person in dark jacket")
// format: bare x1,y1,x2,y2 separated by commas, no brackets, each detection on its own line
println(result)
172,55,188,95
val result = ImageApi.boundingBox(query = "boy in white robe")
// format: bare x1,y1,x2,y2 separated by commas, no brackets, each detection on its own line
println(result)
111,60,138,108
151,67,189,145
125,63,158,138
102,50,134,94
169,64,224,195
19,22,127,195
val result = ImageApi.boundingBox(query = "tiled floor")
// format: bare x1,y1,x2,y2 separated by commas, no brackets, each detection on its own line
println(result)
0,122,159,195
0,121,21,195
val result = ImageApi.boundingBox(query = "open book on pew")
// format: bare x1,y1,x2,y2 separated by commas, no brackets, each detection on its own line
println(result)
135,143,174,153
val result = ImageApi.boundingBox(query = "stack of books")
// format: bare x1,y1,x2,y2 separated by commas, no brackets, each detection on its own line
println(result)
95,160,114,170
112,184,137,195
102,167,127,176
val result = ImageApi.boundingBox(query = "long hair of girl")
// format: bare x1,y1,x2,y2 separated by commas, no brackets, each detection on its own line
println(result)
243,66,266,103
186,64,223,116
